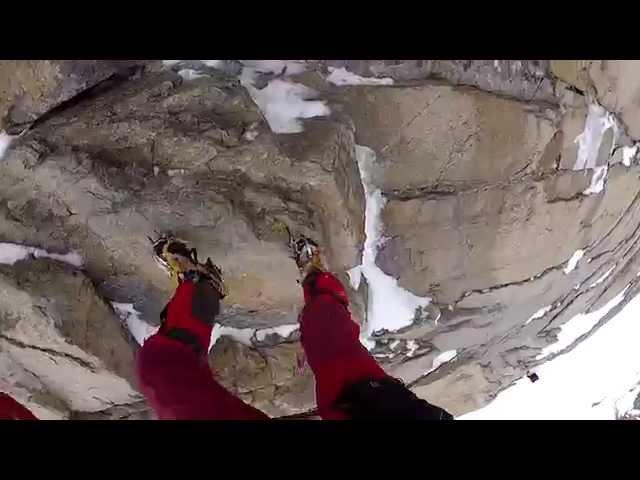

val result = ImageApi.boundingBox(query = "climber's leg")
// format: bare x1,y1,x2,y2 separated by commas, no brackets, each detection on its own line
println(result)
0,392,38,420
136,280,269,420
298,271,388,419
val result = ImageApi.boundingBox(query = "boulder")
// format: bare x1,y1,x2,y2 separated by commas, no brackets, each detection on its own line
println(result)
0,257,145,419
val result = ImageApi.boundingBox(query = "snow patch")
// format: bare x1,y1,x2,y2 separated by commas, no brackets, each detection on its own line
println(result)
326,67,394,86
426,350,458,375
460,283,640,419
583,164,608,195
525,305,552,325
201,60,222,68
112,303,159,345
177,69,206,81
347,265,362,290
163,60,222,69
0,131,15,160
614,383,640,417
163,60,328,134
405,340,419,357
238,61,329,133
254,324,298,342
563,249,584,274
589,265,615,289
538,285,629,359
240,76,329,134
209,325,254,349
0,242,83,268
239,60,306,77
209,323,299,351
353,145,432,342
574,103,615,171
622,144,638,167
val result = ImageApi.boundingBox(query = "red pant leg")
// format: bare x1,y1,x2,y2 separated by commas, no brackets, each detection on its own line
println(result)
299,272,388,419
136,281,269,420
137,334,268,420
0,392,37,420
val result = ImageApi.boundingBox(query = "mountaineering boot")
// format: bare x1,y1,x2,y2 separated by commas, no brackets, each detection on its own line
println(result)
151,234,227,298
289,234,326,280
150,234,228,353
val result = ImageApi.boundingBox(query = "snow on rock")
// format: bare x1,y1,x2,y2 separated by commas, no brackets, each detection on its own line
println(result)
177,69,206,81
405,340,419,357
574,103,615,171
525,305,552,325
426,350,458,375
583,164,608,195
354,145,432,344
589,265,616,289
347,265,362,290
255,324,299,342
0,242,83,268
209,323,299,352
563,249,584,274
239,72,329,133
200,60,222,68
622,144,638,167
163,60,222,69
326,67,394,86
614,382,640,418
460,283,640,419
112,303,159,345
0,131,15,160
163,60,328,134
239,60,306,77
538,285,629,360
237,61,329,133
209,325,254,349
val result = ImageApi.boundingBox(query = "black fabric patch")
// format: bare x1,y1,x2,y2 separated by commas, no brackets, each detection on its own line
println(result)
164,328,204,355
191,281,220,325
335,377,454,420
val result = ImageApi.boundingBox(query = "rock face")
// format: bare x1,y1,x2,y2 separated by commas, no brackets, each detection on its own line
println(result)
0,257,144,419
0,60,145,133
1,59,640,419
209,337,315,417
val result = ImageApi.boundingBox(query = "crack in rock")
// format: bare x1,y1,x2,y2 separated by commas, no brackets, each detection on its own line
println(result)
0,333,97,372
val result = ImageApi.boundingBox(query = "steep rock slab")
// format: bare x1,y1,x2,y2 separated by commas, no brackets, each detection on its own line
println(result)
0,69,364,330
0,257,144,419
209,336,315,417
380,164,639,304
330,83,557,193
588,60,640,139
313,60,558,104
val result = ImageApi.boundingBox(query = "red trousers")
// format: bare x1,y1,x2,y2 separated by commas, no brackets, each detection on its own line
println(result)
137,272,389,419
0,392,37,420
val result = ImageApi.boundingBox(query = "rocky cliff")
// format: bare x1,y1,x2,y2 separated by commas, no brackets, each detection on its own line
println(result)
1,59,639,419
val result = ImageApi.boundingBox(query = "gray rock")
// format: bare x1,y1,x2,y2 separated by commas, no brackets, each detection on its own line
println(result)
0,68,364,330
0,257,141,418
2,59,640,419
314,60,558,105
0,60,146,132
588,60,640,139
